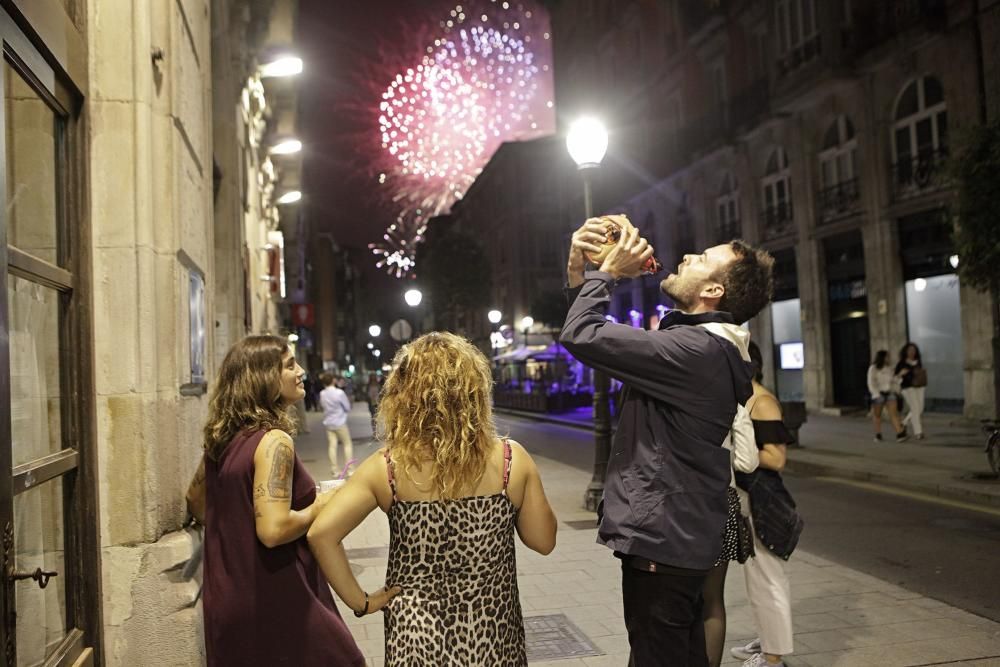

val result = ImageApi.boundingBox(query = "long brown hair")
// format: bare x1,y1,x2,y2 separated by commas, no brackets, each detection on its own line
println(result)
377,332,498,500
203,335,296,461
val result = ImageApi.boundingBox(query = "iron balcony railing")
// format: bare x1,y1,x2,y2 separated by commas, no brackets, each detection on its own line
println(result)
760,202,795,240
776,34,822,77
817,179,861,223
891,148,949,200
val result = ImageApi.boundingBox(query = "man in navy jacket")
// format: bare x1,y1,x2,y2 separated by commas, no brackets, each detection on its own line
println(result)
560,219,774,667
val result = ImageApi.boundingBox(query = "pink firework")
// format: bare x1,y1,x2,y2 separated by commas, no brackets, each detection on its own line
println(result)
367,0,554,278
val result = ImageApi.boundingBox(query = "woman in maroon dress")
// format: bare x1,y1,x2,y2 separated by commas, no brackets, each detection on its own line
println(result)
186,335,364,666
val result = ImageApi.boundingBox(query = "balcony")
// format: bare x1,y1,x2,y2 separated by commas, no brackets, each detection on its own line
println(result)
890,149,949,201
760,202,795,240
817,179,861,224
851,0,947,59
776,34,822,79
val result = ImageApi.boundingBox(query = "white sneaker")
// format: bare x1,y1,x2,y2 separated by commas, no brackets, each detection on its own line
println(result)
742,654,785,667
731,638,761,660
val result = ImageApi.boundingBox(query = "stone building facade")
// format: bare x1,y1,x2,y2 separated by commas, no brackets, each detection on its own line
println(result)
0,0,302,664
546,0,999,418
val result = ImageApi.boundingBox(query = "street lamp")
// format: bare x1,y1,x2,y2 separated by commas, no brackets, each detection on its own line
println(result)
368,324,382,338
404,288,424,336
567,115,611,513
269,138,302,155
520,316,534,348
276,190,302,205
404,288,423,307
260,54,303,78
488,309,502,324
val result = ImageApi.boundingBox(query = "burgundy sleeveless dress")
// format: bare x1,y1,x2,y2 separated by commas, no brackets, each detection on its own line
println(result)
202,429,364,666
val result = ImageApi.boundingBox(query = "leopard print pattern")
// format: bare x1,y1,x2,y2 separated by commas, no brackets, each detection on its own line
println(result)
383,447,526,666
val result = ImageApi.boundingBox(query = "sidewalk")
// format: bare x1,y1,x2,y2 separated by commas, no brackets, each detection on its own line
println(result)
495,406,1000,509
298,407,1000,667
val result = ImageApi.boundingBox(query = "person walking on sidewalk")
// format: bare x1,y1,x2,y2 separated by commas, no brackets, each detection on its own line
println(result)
896,342,927,440
320,373,354,476
729,341,803,667
308,332,558,667
560,219,773,667
186,335,365,667
867,350,907,442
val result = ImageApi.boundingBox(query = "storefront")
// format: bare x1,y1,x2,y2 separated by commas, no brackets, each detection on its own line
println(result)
899,210,964,412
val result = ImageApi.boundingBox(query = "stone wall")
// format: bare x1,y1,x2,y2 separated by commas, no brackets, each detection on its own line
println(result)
87,0,211,662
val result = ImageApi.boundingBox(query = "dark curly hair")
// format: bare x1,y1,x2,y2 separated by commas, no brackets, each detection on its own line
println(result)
715,240,775,324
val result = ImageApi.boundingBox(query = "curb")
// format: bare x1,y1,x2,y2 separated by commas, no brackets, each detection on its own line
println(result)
495,407,1000,510
493,407,602,431
783,456,1000,509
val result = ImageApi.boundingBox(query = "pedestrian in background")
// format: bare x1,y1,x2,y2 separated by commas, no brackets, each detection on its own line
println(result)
320,373,354,476
308,332,557,667
186,335,364,667
896,342,927,440
560,219,772,667
730,341,802,667
366,373,381,434
867,350,907,442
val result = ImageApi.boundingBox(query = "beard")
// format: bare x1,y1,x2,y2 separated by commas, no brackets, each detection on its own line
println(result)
660,274,697,311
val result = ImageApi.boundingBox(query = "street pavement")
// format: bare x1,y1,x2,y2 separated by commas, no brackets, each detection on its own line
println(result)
295,405,1000,667
496,407,1000,509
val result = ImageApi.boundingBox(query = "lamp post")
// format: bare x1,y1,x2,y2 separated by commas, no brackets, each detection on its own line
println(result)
566,116,611,513
404,288,423,336
520,316,534,348
488,309,502,372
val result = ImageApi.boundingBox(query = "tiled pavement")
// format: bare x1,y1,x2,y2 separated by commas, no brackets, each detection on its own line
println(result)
298,406,1000,667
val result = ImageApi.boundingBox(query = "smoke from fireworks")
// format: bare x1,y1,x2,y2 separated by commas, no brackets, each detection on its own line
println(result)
367,0,554,278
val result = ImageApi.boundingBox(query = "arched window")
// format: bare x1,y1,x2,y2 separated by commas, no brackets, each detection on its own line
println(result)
892,76,947,195
761,148,793,238
715,172,741,242
818,115,859,220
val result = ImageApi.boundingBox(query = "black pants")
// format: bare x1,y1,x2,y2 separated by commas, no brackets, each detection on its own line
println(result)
622,562,709,667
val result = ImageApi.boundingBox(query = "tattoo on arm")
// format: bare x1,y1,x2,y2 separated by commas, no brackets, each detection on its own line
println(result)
253,484,265,500
267,443,294,499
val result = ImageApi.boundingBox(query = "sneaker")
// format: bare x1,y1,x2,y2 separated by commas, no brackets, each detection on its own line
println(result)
873,433,883,442
896,430,909,442
916,433,925,440
731,638,761,660
742,655,784,667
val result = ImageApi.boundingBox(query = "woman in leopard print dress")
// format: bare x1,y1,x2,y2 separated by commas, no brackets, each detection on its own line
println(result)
309,332,559,666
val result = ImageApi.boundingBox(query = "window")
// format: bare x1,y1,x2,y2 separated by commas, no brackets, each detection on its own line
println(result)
761,148,793,238
1,10,97,663
775,0,820,73
715,172,740,242
817,116,859,220
892,76,948,196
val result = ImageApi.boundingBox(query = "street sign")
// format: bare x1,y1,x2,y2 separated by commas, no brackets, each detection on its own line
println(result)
389,318,413,342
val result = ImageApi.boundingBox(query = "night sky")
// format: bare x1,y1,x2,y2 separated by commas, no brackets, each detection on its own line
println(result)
296,0,554,297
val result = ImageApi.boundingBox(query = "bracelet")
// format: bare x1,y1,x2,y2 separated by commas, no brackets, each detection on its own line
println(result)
353,591,370,617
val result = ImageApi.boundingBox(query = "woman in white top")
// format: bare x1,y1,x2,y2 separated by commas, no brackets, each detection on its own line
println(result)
867,350,907,442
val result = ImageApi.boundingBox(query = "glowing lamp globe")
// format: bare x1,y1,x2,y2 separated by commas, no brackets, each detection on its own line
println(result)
368,324,382,337
488,309,502,324
404,288,423,307
270,138,302,155
566,117,608,169
276,190,301,205
520,316,534,330
260,55,303,78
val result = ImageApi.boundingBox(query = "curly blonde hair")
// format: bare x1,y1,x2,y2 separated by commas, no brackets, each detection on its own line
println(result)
377,332,499,500
203,335,297,461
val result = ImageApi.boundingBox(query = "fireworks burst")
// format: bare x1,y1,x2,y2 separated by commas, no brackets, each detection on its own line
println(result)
367,0,554,278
